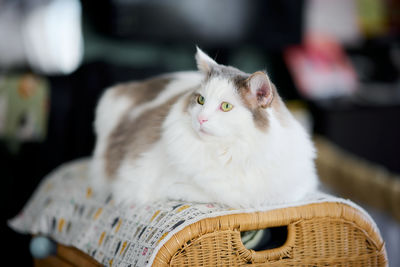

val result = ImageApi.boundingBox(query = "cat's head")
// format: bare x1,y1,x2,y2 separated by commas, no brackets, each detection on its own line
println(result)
186,47,276,139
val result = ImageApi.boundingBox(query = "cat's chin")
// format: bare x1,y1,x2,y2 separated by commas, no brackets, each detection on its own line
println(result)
196,128,218,139
198,129,213,137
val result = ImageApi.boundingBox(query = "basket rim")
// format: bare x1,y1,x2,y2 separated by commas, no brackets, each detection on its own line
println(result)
152,201,387,266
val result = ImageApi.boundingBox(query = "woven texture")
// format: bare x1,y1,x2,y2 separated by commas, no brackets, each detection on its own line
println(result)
154,203,387,267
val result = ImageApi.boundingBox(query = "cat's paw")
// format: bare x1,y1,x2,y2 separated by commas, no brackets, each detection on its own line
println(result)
110,181,154,206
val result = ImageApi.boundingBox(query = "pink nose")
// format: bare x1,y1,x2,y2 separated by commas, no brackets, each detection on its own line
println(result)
198,116,208,125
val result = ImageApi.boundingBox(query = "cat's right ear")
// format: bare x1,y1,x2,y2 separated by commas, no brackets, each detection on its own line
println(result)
246,71,274,109
195,46,217,74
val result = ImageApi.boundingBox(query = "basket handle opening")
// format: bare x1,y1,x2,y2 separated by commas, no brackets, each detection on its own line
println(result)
238,223,295,262
240,226,288,251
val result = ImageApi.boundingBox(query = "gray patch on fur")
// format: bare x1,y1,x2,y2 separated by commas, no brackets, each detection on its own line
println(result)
105,94,183,178
208,64,249,83
114,76,172,106
205,64,272,131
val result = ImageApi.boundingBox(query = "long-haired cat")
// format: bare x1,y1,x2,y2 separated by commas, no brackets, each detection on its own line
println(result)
90,47,318,208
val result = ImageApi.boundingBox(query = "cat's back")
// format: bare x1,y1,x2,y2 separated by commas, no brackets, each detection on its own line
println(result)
92,71,202,180
94,71,202,136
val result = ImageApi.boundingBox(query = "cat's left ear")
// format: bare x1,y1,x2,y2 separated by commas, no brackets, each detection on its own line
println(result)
195,46,217,74
246,71,274,109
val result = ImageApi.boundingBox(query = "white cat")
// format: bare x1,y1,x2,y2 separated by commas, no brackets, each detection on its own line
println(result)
90,47,318,208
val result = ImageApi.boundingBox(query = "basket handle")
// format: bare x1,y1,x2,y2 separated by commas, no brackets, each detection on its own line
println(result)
237,223,297,263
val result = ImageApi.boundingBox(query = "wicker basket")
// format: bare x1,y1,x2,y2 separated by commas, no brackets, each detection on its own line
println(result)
35,202,387,267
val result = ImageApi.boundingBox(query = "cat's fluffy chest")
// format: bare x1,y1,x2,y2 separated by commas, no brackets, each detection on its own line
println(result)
162,98,256,180
162,101,284,188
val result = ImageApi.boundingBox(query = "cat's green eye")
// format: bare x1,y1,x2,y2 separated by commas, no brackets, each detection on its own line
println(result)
197,95,205,105
221,102,233,112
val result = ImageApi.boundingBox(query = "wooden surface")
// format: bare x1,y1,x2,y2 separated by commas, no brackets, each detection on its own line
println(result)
34,245,100,267
34,256,73,267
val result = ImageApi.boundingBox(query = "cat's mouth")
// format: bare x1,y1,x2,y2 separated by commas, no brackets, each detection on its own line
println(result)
197,125,216,137
192,120,215,138
199,128,212,136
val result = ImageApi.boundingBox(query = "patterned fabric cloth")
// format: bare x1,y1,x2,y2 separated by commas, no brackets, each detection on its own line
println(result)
8,158,375,267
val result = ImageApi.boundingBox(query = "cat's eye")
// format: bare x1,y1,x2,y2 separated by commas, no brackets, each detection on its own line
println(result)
221,102,233,112
197,95,205,105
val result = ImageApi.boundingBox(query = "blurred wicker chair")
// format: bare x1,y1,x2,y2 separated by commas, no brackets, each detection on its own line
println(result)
36,201,387,267
315,136,400,223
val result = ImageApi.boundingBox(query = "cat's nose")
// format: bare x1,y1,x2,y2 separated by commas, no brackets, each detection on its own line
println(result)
198,116,208,125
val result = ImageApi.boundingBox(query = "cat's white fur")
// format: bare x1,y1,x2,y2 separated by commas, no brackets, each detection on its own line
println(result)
90,49,318,208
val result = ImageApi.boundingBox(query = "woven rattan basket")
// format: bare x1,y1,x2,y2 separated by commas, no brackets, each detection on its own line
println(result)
35,201,387,267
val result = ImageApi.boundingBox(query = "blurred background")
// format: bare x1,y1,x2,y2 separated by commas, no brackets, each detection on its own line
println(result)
1,0,399,265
